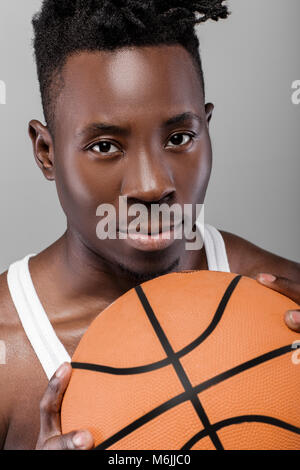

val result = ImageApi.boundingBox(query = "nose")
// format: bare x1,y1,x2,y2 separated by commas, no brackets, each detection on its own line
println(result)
121,149,176,204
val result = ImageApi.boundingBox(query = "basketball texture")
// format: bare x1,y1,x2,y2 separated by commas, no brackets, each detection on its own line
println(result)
61,271,300,450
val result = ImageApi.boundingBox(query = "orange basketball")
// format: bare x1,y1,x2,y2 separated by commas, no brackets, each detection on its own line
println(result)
61,271,300,450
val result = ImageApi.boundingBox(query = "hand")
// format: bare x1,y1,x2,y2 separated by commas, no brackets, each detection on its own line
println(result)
256,273,300,333
35,362,94,450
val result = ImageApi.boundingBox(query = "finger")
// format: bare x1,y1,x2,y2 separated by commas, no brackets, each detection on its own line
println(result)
256,273,300,304
284,310,300,333
39,362,72,439
39,429,94,451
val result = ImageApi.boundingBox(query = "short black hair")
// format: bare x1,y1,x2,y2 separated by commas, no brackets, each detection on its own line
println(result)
32,0,229,134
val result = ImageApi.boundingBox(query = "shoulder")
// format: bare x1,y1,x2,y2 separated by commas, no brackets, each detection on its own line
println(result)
0,269,22,368
0,270,17,446
0,264,48,370
0,269,26,351
219,229,300,282
0,269,46,448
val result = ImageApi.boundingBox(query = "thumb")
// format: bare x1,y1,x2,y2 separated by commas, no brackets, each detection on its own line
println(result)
284,310,300,333
41,430,94,450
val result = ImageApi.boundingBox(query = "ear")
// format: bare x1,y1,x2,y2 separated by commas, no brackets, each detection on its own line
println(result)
28,120,55,181
204,103,214,125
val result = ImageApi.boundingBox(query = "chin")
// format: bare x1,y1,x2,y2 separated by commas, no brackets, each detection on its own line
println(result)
116,257,181,284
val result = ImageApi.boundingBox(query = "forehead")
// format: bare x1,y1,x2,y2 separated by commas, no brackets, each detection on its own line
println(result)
56,45,204,129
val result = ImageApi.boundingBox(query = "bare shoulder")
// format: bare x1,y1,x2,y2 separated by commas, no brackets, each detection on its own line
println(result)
220,229,300,281
0,270,47,449
0,270,18,446
0,270,25,357
0,269,21,375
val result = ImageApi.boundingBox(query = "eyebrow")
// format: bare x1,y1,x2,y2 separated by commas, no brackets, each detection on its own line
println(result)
76,112,203,139
163,112,203,127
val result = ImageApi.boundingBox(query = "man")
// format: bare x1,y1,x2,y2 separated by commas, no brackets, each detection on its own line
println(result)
0,0,299,450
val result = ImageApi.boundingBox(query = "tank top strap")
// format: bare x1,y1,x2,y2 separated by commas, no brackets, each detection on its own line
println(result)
199,223,231,272
7,255,71,380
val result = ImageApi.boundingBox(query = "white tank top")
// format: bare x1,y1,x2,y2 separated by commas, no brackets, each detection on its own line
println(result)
6,224,230,380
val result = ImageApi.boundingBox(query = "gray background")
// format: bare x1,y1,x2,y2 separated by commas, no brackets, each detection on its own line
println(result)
0,0,299,273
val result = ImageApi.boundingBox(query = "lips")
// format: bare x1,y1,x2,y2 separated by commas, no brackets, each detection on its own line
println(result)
123,230,176,252
117,220,183,252
118,219,183,236
118,225,175,236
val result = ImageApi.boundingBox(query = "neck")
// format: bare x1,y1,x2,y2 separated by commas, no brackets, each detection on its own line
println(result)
29,226,207,316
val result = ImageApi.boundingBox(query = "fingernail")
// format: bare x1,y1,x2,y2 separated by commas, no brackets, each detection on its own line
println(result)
289,310,300,325
56,362,69,378
73,431,90,448
257,273,276,283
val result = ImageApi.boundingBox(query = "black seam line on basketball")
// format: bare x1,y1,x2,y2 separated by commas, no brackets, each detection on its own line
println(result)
178,274,242,357
72,344,291,379
134,284,224,451
94,390,188,450
71,358,170,375
181,414,300,450
93,343,293,450
71,275,243,377
193,344,292,394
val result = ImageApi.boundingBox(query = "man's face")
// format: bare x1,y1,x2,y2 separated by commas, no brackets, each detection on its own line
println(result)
46,45,213,278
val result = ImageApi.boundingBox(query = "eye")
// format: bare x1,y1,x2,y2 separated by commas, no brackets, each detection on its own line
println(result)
166,133,194,148
89,141,120,156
